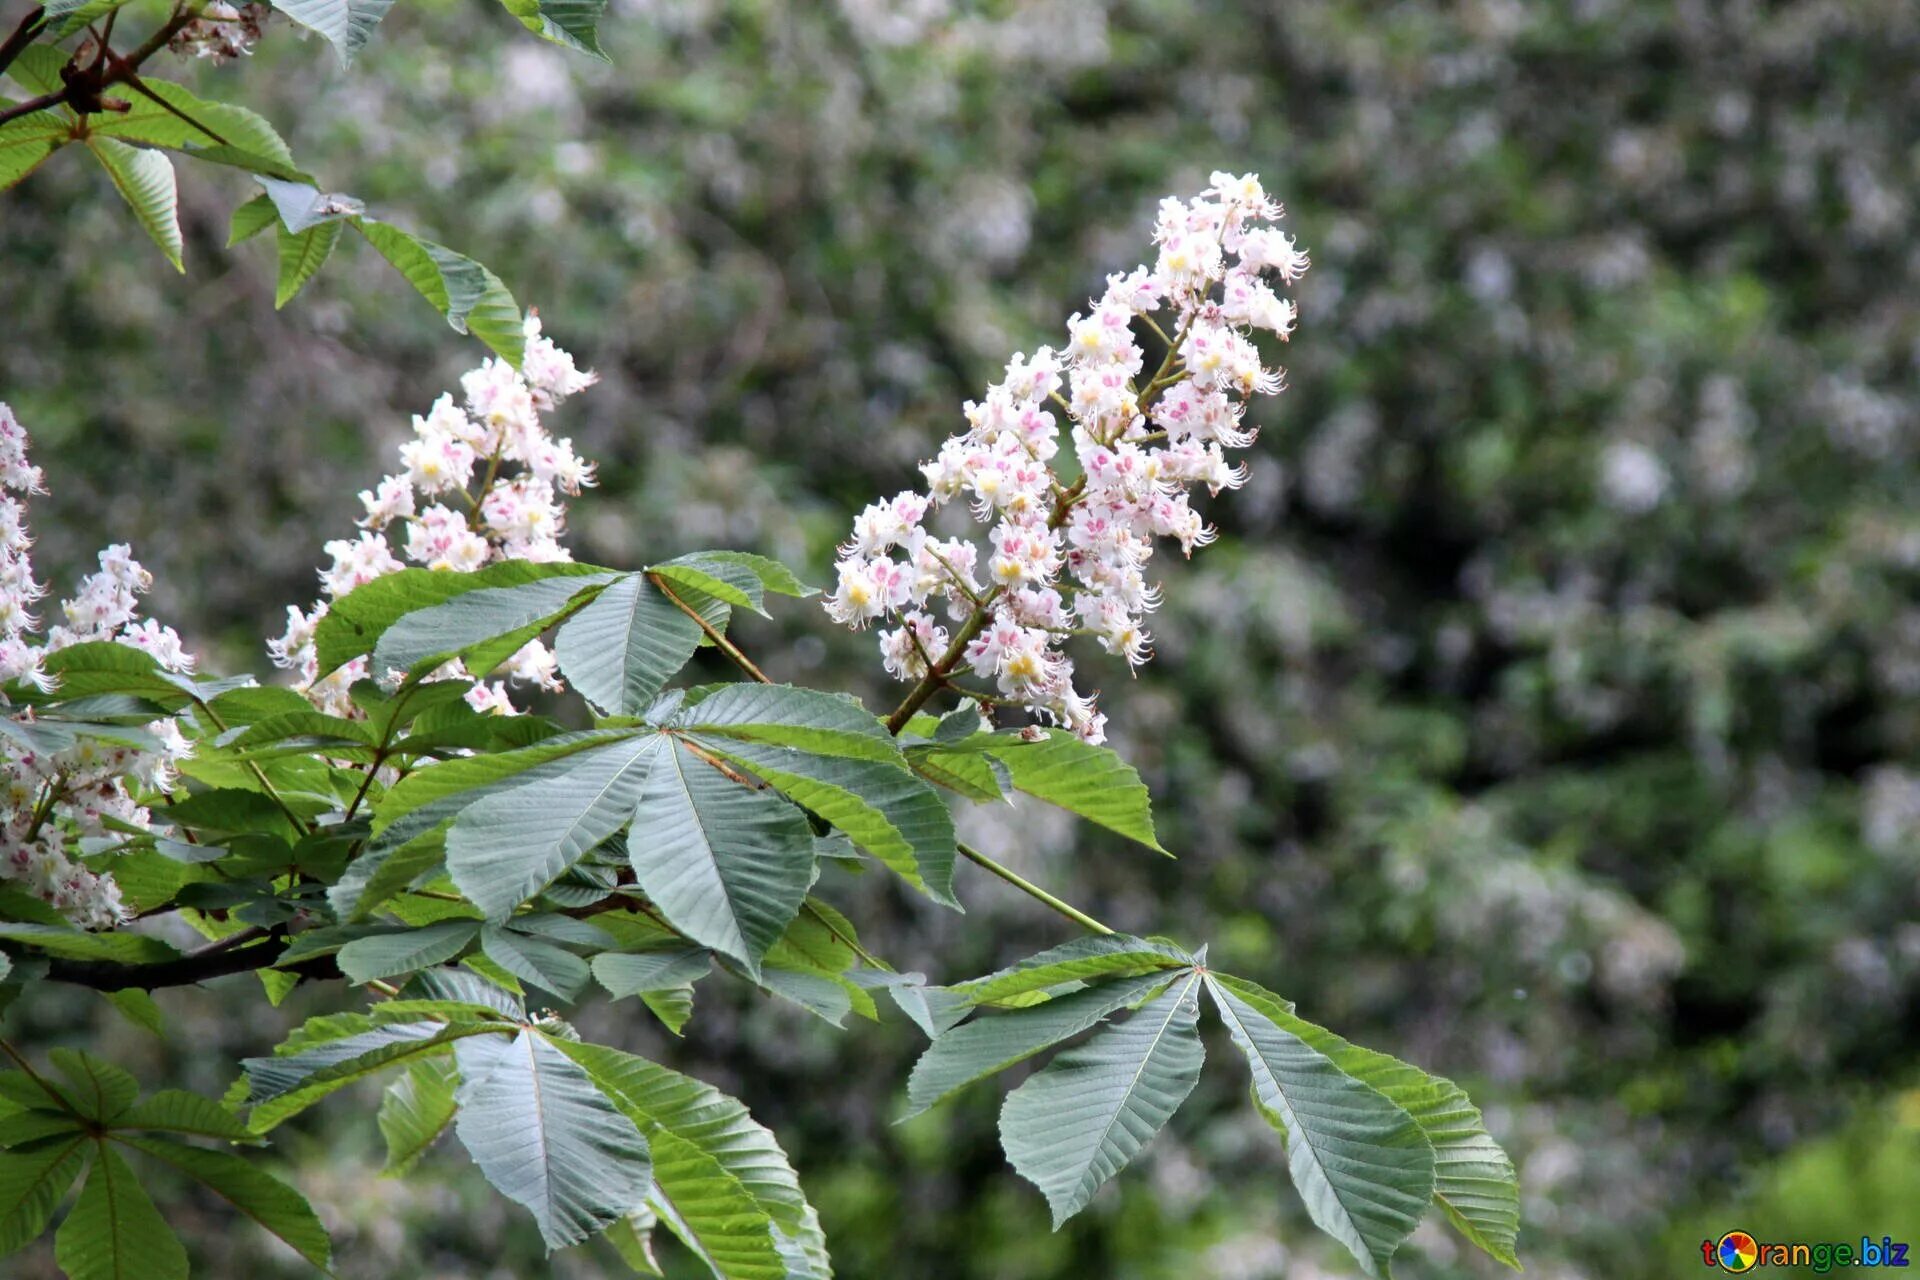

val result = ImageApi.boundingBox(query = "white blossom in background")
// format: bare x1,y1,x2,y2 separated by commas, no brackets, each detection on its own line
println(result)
269,314,599,716
1597,440,1669,515
0,403,195,929
824,172,1308,743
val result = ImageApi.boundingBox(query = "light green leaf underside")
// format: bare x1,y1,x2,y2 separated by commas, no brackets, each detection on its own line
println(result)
553,574,704,716
624,740,815,977
86,138,183,272
1000,971,1205,1227
904,969,1176,1119
452,1031,652,1251
555,1038,825,1280
270,0,396,65
1211,973,1517,1269
1204,974,1437,1279
448,734,663,918
953,935,1193,1006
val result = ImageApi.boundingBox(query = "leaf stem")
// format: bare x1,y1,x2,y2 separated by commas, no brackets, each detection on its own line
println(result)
193,696,310,836
956,841,1115,936
0,6,46,82
648,572,773,684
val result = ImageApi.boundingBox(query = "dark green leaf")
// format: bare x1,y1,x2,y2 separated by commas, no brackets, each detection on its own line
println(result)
54,1145,188,1280
117,1136,331,1268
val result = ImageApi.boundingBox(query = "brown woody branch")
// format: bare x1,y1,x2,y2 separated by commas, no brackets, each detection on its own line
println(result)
0,1,202,129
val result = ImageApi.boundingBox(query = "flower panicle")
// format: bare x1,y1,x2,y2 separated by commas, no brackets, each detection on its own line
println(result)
1,402,196,930
824,171,1307,743
269,312,598,716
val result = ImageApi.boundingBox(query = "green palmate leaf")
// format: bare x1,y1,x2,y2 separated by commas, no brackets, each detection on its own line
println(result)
0,107,68,193
48,1050,138,1122
276,219,342,308
378,1058,458,1176
356,219,526,364
592,948,712,1000
706,741,958,907
228,193,278,245
0,923,179,966
452,1030,651,1251
371,572,618,680
117,1136,332,1268
228,710,375,754
4,43,64,95
99,989,164,1038
446,733,660,918
54,1145,188,1280
686,551,817,599
43,0,134,39
340,730,638,919
404,965,528,1018
552,574,706,717
479,925,591,1001
755,962,857,1027
977,731,1166,853
329,825,445,921
903,969,1177,1119
92,80,297,177
676,684,901,762
112,1090,254,1142
269,0,396,64
1203,974,1436,1279
554,1038,822,1280
1000,970,1205,1227
647,556,767,615
0,1069,79,1113
1210,975,1517,1270
624,740,815,977
336,921,482,983
639,1130,784,1280
86,138,183,272
605,1209,666,1276
905,747,1007,803
0,1111,85,1148
255,176,362,232
953,935,1194,1006
0,1136,89,1256
319,561,607,678
34,642,186,704
675,684,958,904
372,727,634,835
241,1020,501,1131
497,0,609,59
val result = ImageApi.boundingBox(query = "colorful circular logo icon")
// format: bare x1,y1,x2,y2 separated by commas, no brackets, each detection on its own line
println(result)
1716,1231,1759,1272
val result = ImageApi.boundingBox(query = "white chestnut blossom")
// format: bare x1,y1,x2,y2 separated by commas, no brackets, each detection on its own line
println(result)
269,313,599,715
825,173,1308,743
1,403,195,929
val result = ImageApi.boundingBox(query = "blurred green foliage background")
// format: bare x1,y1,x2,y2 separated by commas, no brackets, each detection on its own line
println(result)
4,0,1920,1276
